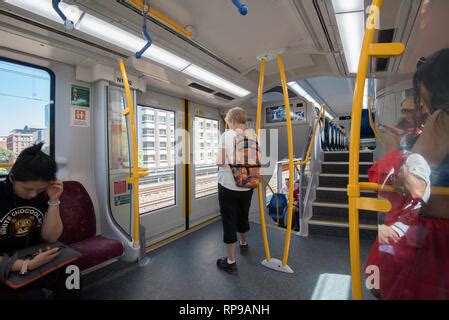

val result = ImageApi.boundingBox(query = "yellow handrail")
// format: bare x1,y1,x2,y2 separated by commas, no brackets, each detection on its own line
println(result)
256,58,271,261
359,182,449,196
368,98,384,145
118,59,145,247
294,104,325,166
277,54,295,267
0,163,13,168
347,0,405,300
255,54,297,270
129,0,193,38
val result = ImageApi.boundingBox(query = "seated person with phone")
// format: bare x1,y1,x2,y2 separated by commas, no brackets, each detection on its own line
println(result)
379,97,427,152
0,143,80,300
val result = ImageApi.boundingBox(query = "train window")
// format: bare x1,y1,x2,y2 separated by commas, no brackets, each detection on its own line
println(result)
0,58,54,176
138,106,176,213
194,116,219,198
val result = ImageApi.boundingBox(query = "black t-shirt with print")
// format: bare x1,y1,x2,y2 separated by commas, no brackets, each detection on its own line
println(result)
0,178,49,255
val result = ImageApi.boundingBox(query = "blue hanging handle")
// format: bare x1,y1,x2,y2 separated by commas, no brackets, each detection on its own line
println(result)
52,0,74,30
232,0,248,16
135,24,153,59
135,1,153,59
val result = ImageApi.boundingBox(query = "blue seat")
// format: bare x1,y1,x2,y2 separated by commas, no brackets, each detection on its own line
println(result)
267,193,288,226
361,110,375,139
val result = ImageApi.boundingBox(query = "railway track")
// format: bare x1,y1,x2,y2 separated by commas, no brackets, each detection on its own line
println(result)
139,177,217,214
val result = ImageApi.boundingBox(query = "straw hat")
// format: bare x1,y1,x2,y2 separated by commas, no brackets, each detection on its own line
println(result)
401,97,414,111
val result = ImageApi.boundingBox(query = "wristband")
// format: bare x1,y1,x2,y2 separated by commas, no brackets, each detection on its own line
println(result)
47,199,61,206
20,259,30,275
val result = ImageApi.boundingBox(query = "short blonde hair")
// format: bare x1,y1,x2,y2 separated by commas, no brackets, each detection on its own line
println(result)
401,97,414,111
225,107,247,125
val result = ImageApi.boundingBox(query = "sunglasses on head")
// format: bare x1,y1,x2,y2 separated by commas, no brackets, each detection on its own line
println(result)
417,57,427,68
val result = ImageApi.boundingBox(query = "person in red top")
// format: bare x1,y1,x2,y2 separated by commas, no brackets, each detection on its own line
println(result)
366,48,449,300
291,180,300,232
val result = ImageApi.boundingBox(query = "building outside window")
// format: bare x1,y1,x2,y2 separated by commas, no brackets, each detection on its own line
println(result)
137,106,176,213
194,116,219,198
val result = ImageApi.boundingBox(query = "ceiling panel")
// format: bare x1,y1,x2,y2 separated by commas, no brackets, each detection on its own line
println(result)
302,76,354,116
146,0,317,72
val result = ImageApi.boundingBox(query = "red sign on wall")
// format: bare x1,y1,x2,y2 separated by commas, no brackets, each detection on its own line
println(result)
75,109,86,121
114,180,127,195
71,107,90,127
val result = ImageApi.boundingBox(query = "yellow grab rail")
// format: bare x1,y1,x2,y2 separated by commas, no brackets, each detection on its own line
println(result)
129,0,193,38
367,98,384,146
256,58,271,262
347,0,405,299
118,59,147,247
255,54,296,270
256,52,321,271
294,104,325,167
359,182,449,196
0,163,13,168
277,54,295,267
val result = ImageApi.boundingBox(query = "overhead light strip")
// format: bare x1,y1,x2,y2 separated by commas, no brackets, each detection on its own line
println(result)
183,65,251,98
288,81,334,120
5,0,251,97
331,0,365,74
332,0,364,14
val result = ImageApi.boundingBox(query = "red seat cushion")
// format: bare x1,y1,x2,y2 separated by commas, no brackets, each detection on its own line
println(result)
69,235,124,271
59,181,96,244
58,181,124,270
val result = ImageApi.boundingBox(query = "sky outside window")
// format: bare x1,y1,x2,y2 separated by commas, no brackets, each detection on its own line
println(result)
0,60,51,137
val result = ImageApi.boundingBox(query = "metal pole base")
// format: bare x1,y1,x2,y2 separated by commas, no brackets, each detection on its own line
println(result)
139,256,151,267
261,258,294,274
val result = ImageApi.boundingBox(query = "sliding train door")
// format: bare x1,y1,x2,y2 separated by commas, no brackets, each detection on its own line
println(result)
189,103,222,227
136,99,184,245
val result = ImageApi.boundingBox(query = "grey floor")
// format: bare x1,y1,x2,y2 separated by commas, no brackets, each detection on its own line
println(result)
81,221,376,300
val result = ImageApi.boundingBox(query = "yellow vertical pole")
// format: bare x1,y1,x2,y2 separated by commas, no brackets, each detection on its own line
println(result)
276,54,294,267
256,58,271,261
118,59,140,246
346,0,404,299
348,0,382,300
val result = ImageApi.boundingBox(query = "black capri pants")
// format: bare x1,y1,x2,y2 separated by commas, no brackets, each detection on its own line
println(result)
218,184,254,244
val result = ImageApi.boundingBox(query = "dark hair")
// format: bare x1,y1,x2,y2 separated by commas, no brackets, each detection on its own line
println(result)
413,48,449,114
9,143,57,182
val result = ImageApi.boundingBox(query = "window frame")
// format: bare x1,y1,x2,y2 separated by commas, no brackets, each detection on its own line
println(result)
0,56,56,164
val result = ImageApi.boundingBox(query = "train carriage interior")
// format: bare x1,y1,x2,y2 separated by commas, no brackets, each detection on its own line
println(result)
1,0,449,301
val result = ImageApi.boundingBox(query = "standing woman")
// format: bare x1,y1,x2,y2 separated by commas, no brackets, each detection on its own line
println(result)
216,107,255,275
0,143,71,299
